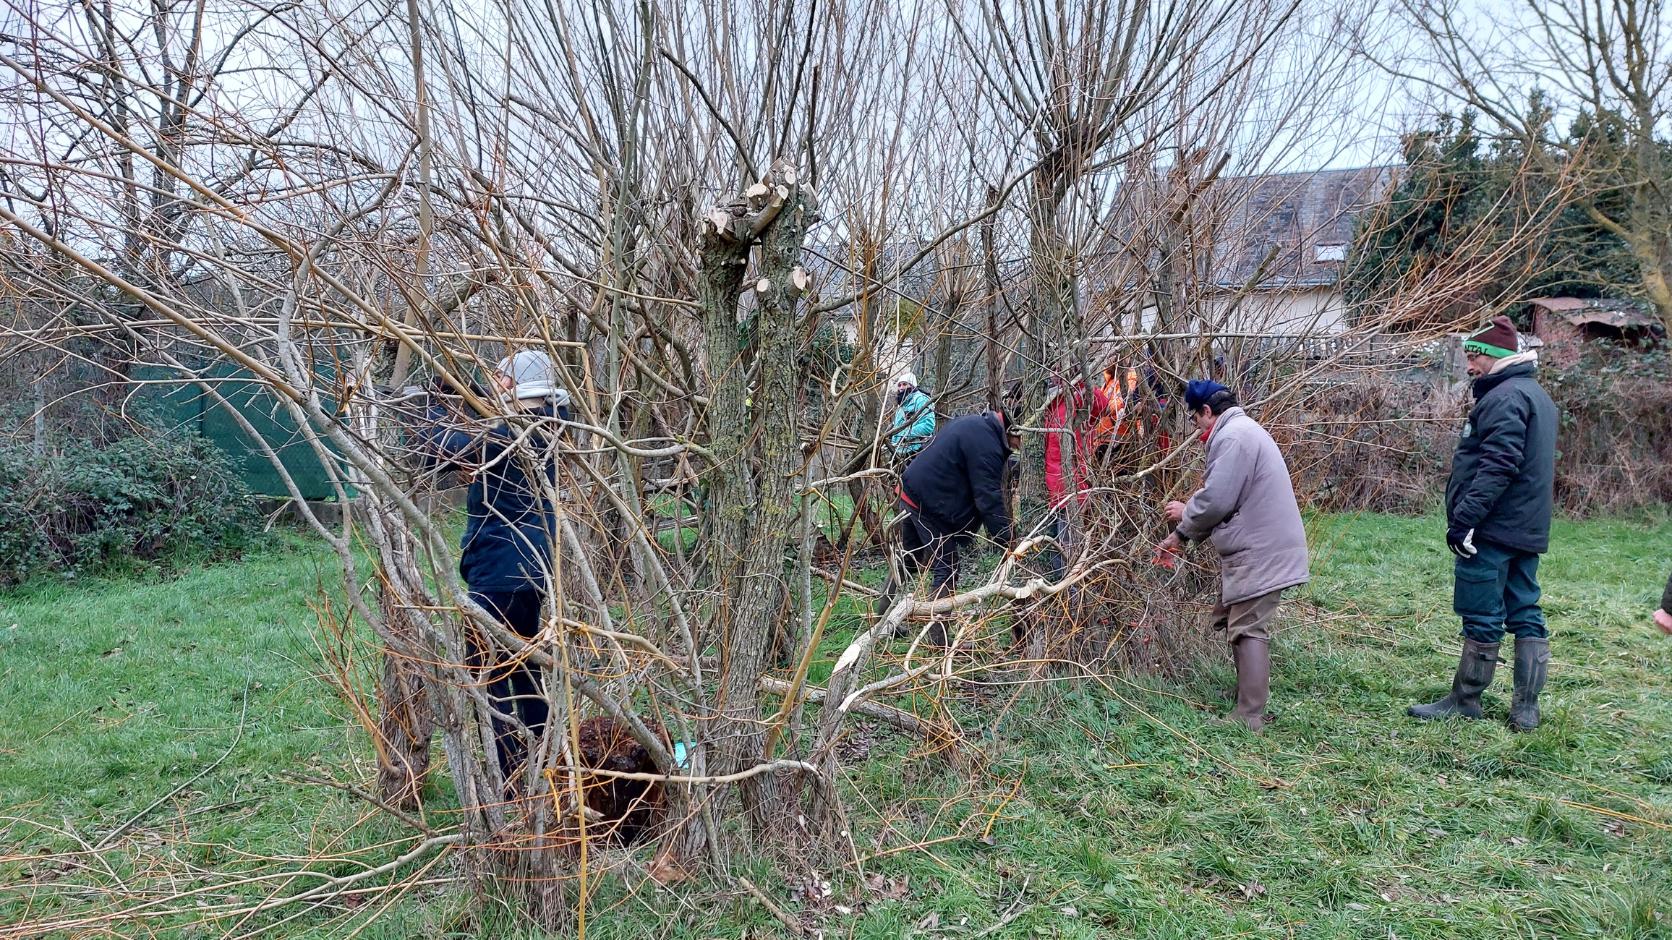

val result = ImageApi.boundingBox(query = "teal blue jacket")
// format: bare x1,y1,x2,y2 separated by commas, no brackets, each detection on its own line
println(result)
889,389,936,455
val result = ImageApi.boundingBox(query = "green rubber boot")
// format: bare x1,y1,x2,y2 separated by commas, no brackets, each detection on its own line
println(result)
1408,639,1500,720
1508,636,1550,732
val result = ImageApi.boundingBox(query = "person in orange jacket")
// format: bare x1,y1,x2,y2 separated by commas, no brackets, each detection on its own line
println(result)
1091,368,1121,451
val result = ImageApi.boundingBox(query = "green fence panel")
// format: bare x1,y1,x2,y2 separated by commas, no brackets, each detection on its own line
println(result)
133,362,349,501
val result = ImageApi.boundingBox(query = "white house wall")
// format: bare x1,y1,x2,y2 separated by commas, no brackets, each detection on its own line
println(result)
1205,286,1348,335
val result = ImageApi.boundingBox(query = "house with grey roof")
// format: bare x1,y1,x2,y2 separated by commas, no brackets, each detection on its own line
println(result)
1204,165,1396,334
1083,165,1397,342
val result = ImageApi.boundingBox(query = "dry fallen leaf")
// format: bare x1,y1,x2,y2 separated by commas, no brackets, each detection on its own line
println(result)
644,853,692,885
864,872,910,900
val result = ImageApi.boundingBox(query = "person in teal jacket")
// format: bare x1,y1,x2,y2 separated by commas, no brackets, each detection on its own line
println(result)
889,372,936,458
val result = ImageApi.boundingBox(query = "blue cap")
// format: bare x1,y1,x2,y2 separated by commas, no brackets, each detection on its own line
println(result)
1184,379,1229,411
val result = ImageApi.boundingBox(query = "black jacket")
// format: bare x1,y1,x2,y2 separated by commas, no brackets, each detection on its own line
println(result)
1445,359,1557,554
422,400,567,593
900,411,1013,542
1662,568,1672,614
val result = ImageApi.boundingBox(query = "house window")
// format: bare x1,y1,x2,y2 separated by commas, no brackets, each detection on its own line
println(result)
1314,244,1347,263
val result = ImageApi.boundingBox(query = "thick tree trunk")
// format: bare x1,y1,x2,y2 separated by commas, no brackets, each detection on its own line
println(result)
841,252,888,551
1021,180,1075,509
982,188,1006,409
690,159,813,842
729,168,811,825
1631,239,1672,333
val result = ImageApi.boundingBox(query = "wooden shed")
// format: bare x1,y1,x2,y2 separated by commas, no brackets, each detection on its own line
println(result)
1527,297,1663,368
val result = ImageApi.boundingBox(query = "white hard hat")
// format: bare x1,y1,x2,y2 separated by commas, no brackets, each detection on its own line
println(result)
496,350,571,405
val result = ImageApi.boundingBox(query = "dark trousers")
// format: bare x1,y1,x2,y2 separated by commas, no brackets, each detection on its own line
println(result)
468,589,550,783
898,502,970,598
1453,541,1548,643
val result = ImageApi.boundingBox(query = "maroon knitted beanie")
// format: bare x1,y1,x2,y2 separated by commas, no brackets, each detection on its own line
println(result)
1464,316,1518,357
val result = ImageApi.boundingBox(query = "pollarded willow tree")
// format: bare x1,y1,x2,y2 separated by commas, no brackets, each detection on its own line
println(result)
944,0,1314,407
2,0,986,926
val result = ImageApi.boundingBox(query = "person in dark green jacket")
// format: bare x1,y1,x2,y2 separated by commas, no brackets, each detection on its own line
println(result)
1410,316,1557,732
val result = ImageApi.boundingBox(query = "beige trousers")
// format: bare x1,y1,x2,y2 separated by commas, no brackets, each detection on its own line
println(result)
1210,588,1283,644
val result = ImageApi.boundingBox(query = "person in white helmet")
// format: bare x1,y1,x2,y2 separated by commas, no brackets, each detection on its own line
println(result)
888,371,936,459
421,349,571,790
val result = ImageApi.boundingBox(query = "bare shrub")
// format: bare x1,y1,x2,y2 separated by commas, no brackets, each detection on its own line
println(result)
1545,348,1672,515
1274,346,1672,519
1285,380,1461,515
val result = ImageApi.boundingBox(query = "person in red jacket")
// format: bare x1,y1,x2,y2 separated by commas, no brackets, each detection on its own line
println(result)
1043,375,1110,581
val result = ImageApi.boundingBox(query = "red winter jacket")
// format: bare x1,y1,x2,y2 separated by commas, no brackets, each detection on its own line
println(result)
1044,385,1110,504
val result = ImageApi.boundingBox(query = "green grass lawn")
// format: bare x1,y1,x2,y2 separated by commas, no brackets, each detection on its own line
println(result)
3,512,1670,938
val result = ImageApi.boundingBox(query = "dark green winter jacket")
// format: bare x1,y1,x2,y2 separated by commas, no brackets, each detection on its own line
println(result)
1444,357,1558,555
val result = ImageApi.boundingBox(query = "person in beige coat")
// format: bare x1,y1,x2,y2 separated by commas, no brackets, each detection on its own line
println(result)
1156,381,1310,730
